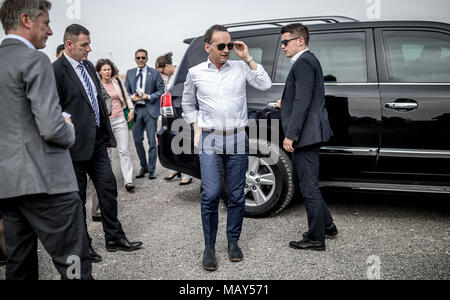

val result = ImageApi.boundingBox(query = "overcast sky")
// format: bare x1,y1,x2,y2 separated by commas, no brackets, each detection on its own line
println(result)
1,0,450,73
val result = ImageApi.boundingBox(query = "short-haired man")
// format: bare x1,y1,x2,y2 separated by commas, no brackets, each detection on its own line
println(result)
56,43,64,58
125,49,165,180
53,24,143,262
182,25,272,271
279,23,337,251
0,0,92,279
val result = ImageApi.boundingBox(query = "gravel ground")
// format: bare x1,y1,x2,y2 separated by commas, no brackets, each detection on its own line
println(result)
1,132,449,280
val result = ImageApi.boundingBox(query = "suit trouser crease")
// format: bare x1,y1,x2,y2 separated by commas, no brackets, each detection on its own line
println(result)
0,192,92,280
73,135,126,244
292,144,333,242
132,106,158,174
199,132,248,245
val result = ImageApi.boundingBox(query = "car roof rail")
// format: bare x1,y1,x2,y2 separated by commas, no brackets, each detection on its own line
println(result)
224,16,359,29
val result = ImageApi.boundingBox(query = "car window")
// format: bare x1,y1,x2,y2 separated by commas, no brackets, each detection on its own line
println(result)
229,34,278,76
382,30,450,83
275,31,367,83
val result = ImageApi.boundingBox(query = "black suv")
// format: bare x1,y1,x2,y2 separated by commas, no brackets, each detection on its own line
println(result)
157,16,450,217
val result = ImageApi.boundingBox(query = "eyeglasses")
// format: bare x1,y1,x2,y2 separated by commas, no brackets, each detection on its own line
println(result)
136,56,147,60
211,43,234,51
281,37,300,47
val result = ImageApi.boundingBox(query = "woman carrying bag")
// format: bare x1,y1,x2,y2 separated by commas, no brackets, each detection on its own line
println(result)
96,59,135,192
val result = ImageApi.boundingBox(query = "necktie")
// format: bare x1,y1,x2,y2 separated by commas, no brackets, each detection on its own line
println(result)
137,68,143,89
77,62,100,126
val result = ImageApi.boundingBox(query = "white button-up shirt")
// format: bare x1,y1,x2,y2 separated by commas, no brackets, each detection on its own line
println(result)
135,66,148,105
182,58,272,130
291,48,310,64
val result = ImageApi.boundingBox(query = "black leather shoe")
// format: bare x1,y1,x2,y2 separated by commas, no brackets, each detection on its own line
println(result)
228,240,243,262
0,253,7,266
303,223,338,239
135,169,148,179
164,172,181,181
125,184,135,192
148,173,156,180
202,244,217,271
89,247,102,263
92,216,101,222
106,239,143,252
289,237,325,251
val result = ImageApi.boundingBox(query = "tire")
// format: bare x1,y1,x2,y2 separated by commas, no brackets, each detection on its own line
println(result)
222,139,295,217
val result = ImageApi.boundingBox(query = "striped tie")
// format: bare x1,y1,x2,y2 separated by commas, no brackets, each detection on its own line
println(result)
77,62,100,126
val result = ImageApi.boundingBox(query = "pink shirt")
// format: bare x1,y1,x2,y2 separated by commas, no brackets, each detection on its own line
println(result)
103,81,124,119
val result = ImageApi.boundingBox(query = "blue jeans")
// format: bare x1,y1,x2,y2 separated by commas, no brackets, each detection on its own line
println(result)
199,131,248,245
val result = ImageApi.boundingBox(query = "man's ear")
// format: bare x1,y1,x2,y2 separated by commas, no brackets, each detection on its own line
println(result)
19,13,33,30
204,43,210,54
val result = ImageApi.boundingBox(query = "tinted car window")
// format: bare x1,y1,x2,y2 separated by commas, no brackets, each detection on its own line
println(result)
275,31,367,83
382,30,450,83
229,34,278,76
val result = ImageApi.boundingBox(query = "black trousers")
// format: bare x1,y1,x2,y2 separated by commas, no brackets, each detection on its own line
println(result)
292,143,334,242
0,192,92,280
72,131,126,245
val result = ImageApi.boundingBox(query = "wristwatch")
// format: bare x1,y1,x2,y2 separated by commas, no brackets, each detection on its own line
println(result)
245,56,254,64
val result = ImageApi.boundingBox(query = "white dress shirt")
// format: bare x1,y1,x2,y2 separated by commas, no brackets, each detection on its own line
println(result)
182,58,272,130
291,48,310,64
4,34,35,49
135,66,148,105
63,53,99,108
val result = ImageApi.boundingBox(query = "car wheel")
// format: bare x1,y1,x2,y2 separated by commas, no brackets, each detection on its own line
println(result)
222,139,295,217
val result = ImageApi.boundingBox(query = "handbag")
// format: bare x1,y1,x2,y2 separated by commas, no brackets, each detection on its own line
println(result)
116,77,135,130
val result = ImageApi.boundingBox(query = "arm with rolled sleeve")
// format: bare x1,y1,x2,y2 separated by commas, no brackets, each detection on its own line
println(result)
181,71,198,125
246,63,272,91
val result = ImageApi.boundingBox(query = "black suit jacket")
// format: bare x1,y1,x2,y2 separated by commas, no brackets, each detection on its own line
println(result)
281,50,333,149
53,55,116,161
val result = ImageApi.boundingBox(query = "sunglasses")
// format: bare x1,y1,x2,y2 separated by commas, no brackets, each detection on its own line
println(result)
212,43,234,51
281,37,300,47
136,56,147,60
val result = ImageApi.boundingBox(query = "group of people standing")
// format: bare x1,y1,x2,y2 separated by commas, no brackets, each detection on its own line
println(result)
0,0,337,279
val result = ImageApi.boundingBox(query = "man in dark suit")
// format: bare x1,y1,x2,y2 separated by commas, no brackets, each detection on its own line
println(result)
53,24,142,262
280,23,337,251
0,0,91,279
125,50,165,179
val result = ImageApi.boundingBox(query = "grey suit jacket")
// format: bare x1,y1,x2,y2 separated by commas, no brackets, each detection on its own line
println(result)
0,38,78,199
124,66,165,118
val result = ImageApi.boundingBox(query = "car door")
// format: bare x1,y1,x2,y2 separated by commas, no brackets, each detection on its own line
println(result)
274,29,381,182
375,27,450,186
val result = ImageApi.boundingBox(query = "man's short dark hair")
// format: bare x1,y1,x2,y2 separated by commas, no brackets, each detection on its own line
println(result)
63,24,90,43
204,24,228,44
0,0,51,34
56,44,65,55
135,49,148,58
95,58,118,78
281,23,310,46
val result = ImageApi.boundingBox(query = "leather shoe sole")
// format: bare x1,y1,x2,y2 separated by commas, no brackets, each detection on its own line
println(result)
289,240,326,251
106,242,143,252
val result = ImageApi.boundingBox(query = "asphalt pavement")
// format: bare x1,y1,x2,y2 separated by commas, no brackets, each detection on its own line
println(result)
1,132,449,280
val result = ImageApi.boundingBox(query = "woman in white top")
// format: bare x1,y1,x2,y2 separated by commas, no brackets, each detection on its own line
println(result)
156,52,192,185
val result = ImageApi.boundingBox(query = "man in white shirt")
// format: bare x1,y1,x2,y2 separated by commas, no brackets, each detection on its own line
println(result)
182,24,272,271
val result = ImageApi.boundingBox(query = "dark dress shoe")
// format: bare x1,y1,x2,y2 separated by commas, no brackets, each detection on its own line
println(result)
289,237,326,251
179,178,192,186
89,247,102,263
135,169,148,179
164,172,181,181
303,223,338,239
148,173,156,180
106,239,143,252
0,253,7,266
125,184,135,192
92,216,101,222
202,244,217,271
228,240,243,262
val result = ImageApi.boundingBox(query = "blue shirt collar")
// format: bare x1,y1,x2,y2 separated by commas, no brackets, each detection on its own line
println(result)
4,34,36,50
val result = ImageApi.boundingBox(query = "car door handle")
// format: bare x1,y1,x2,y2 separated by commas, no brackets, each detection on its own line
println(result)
385,100,418,111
